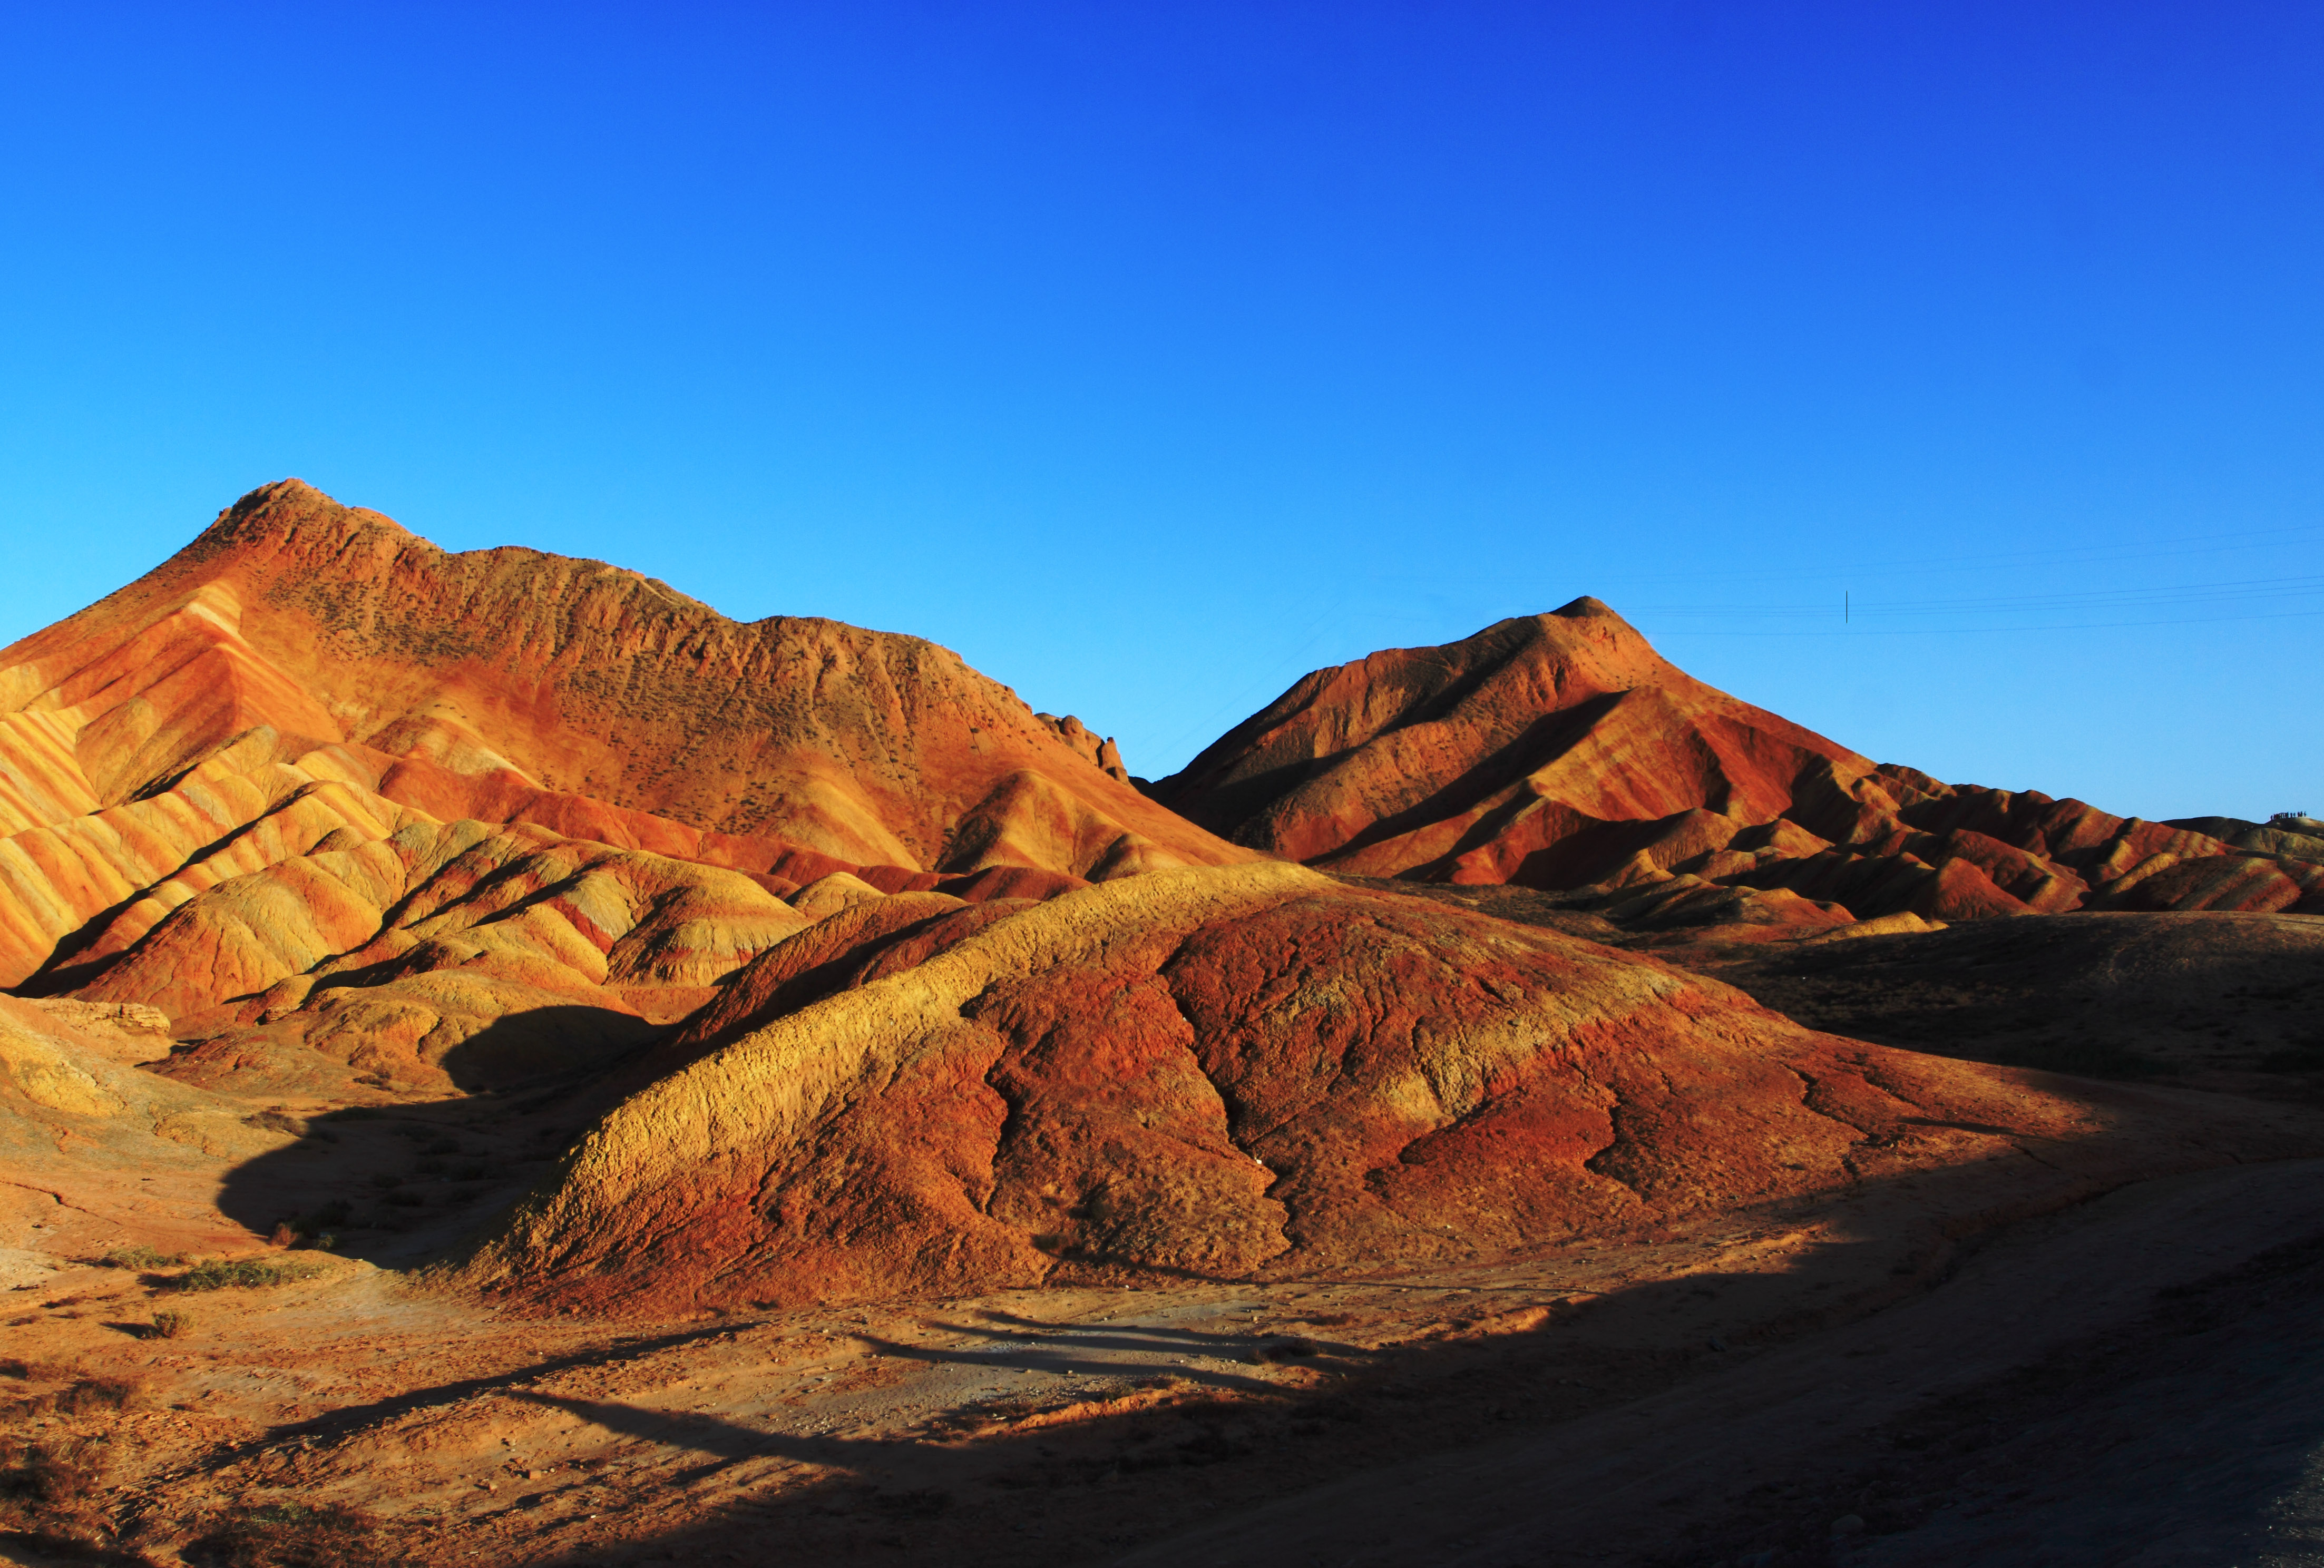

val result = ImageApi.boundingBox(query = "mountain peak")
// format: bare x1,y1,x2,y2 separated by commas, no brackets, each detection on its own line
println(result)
190,478,419,562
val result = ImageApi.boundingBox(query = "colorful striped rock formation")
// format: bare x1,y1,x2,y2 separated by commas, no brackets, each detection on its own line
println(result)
1151,598,2324,927
0,481,1244,1079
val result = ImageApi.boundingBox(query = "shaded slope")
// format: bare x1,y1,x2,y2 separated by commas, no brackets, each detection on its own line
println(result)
1692,909,2324,1093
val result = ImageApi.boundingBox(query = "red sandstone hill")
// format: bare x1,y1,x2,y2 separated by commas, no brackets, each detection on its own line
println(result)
0,481,1252,1017
1149,599,2324,928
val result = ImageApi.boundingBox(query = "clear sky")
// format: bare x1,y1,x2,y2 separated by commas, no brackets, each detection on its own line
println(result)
2,3,2318,822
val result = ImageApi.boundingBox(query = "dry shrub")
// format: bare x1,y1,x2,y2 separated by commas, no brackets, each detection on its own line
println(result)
0,1433,106,1503
0,1432,113,1546
182,1502,394,1567
53,1376,141,1416
1,1372,143,1421
100,1244,185,1269
170,1258,328,1292
151,1309,194,1340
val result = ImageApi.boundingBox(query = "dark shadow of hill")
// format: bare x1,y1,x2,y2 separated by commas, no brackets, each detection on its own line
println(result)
205,1027,651,1259
1692,910,2324,1093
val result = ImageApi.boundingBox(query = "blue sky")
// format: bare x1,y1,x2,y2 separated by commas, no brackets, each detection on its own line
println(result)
2,2,2318,821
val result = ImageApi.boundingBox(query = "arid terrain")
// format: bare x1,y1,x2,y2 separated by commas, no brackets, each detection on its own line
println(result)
4,483,2321,1567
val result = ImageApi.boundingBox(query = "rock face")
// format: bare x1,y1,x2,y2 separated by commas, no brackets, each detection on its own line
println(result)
454,863,2171,1314
0,480,1248,1014
1151,600,2324,925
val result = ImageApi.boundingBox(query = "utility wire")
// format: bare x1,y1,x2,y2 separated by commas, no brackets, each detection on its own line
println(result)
1653,606,2324,637
1630,571,2324,619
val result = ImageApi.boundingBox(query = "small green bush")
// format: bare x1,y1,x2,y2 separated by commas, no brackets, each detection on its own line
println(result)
168,1258,328,1292
150,1310,193,1340
99,1246,184,1270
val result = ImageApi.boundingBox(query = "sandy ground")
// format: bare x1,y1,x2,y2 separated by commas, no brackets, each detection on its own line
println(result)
8,1141,2324,1566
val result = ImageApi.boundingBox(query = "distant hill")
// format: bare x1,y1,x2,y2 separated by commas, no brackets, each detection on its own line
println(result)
1151,596,2324,927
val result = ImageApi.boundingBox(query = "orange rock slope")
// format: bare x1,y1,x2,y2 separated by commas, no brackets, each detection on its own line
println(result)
1151,599,2324,927
0,480,1249,1021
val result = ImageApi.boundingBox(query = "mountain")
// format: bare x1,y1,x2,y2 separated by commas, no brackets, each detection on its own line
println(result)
1151,598,2324,926
0,480,1251,1017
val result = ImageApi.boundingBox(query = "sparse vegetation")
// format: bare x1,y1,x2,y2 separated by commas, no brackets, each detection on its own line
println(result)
100,1244,184,1270
0,1430,112,1544
1,1366,142,1420
168,1258,328,1292
150,1310,193,1339
182,1501,394,1567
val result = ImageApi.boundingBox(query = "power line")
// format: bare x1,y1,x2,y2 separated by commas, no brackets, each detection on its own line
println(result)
1629,571,2324,619
1652,605,2324,637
